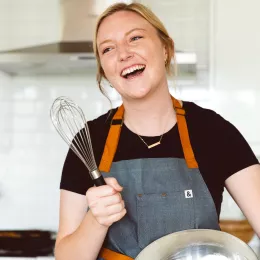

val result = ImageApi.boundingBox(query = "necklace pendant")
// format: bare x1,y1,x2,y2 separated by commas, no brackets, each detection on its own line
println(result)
148,141,161,149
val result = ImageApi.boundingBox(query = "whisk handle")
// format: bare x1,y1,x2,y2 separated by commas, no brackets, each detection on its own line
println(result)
90,169,106,186
94,175,106,186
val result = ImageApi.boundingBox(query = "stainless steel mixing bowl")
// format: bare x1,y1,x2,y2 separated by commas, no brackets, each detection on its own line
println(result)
135,229,259,260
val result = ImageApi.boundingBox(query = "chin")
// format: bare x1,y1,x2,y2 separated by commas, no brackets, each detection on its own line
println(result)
117,79,155,100
127,88,152,100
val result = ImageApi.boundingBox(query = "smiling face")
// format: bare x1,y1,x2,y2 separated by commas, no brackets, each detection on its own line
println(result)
96,11,168,101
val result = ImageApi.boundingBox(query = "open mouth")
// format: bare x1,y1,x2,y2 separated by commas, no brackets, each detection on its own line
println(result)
121,65,146,79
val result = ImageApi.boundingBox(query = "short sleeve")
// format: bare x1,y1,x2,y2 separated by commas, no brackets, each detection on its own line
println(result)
59,110,114,194
212,114,259,181
60,146,94,195
184,101,259,216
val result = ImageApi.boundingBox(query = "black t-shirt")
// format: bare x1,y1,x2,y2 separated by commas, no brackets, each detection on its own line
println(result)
60,101,259,217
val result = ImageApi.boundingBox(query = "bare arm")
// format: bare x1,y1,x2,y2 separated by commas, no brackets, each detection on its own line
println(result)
225,164,260,237
54,177,126,260
54,190,108,260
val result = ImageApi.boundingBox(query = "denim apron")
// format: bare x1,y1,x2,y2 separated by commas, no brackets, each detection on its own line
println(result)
97,96,220,260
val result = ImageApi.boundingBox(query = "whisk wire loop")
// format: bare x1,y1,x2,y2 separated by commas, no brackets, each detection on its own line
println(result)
50,97,103,185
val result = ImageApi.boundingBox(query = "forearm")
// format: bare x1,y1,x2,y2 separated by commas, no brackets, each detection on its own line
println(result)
55,210,108,260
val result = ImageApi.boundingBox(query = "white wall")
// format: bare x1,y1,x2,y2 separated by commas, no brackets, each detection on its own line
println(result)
0,0,61,51
0,71,258,230
141,0,210,69
212,0,260,222
0,0,10,50
212,0,260,156
211,0,260,247
0,72,114,231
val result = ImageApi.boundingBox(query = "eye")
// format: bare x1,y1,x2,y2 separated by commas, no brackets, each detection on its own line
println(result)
131,36,143,41
102,47,112,54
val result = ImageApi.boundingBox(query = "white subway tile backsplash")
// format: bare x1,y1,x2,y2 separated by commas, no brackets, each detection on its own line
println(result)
0,134,12,153
13,116,38,132
35,101,48,115
12,86,43,101
12,89,26,100
0,157,9,181
13,101,35,115
0,73,113,230
12,133,34,147
0,70,259,234
23,86,38,100
0,101,13,115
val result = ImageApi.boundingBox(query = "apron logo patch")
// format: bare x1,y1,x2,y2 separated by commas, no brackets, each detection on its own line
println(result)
185,190,193,198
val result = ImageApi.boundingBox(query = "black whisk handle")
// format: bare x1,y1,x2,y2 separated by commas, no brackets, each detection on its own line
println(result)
90,169,106,186
94,175,106,186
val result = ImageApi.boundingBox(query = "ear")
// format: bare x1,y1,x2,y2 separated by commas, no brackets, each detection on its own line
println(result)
163,44,168,63
163,37,174,64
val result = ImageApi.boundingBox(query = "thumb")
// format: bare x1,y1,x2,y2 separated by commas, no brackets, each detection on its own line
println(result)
105,177,123,192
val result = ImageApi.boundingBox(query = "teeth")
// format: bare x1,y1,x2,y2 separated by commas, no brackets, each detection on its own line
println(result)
122,65,145,77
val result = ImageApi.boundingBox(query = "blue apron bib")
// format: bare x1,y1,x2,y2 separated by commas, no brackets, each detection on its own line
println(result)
97,97,220,259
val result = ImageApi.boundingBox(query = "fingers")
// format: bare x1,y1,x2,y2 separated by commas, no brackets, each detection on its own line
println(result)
106,208,127,222
92,199,125,217
87,177,123,201
98,209,127,227
106,200,125,215
101,193,122,207
87,185,116,201
86,177,126,227
105,177,123,192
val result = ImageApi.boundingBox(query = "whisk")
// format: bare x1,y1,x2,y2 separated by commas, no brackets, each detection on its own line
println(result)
50,96,106,186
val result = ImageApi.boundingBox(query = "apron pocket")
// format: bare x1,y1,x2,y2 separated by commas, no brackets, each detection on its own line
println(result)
136,192,195,249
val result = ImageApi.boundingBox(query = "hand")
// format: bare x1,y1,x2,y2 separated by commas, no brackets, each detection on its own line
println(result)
86,177,127,227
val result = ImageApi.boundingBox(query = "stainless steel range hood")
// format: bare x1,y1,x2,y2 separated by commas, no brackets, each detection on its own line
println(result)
0,0,197,76
0,0,100,75
0,42,97,76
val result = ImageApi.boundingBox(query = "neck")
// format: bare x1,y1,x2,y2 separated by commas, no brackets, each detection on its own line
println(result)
123,86,177,136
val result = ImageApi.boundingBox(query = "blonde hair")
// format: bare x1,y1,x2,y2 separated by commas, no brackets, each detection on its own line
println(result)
93,2,176,97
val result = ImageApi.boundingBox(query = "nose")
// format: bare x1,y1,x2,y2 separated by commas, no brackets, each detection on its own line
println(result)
117,45,133,62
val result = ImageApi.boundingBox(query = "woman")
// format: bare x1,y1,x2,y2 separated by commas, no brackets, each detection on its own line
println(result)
54,3,260,260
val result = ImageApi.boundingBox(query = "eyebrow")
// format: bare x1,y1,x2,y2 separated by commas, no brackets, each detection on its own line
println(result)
98,28,146,48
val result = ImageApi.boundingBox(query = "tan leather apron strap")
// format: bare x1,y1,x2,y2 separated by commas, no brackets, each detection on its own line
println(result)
172,96,198,168
99,248,133,260
99,105,124,172
99,96,198,172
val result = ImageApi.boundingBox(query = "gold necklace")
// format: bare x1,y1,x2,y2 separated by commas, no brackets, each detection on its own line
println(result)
125,108,172,149
137,133,164,149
